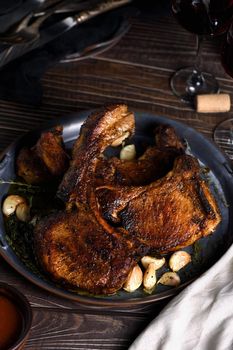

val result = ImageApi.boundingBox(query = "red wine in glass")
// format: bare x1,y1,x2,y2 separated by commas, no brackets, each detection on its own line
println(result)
172,0,233,36
171,0,233,104
222,21,233,77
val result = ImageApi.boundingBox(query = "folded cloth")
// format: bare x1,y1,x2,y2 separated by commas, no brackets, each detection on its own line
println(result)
129,243,233,350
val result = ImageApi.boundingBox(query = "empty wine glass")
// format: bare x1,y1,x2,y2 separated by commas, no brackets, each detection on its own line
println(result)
214,19,233,160
171,0,233,105
214,119,233,160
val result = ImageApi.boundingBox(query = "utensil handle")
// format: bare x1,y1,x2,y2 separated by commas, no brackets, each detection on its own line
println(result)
31,0,74,27
74,0,132,24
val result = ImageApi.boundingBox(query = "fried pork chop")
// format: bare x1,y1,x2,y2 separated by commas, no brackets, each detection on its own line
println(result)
34,208,146,295
34,105,144,294
57,104,135,204
94,147,180,187
95,155,221,254
33,104,221,294
17,126,69,184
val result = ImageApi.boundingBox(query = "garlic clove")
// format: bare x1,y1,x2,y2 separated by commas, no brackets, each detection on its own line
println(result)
120,144,136,161
169,251,191,272
2,195,27,217
143,263,157,292
141,256,165,270
16,202,30,222
123,264,143,293
158,272,181,287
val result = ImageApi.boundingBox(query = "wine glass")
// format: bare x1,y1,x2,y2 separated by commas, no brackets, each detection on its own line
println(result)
214,19,233,160
171,0,233,105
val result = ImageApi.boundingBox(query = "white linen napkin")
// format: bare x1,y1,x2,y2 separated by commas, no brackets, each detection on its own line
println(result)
129,243,233,350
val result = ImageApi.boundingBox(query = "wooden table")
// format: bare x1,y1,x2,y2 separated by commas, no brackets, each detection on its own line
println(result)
0,4,233,349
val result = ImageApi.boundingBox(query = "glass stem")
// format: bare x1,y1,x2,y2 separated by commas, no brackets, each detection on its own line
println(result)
187,35,205,91
194,35,204,74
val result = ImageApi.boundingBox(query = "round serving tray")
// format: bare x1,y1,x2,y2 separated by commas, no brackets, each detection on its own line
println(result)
0,110,233,307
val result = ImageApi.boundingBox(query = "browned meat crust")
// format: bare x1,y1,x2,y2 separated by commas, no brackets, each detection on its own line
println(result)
94,147,180,187
35,105,142,294
17,126,69,184
33,105,221,295
35,126,69,176
17,148,51,184
57,104,135,203
96,155,221,254
155,124,185,151
34,208,145,295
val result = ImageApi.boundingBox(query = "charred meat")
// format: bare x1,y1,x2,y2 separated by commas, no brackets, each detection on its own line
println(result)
34,208,146,295
17,126,69,184
32,105,221,295
57,104,135,204
96,155,221,254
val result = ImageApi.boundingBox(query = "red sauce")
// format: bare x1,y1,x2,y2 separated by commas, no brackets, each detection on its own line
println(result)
0,294,22,350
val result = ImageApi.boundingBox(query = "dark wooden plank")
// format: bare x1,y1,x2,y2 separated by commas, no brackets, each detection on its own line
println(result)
24,308,149,350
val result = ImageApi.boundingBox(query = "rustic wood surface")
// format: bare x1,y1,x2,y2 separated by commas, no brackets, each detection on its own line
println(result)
0,3,233,349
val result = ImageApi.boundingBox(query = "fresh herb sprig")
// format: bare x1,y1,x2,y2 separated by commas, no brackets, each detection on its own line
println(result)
0,178,40,189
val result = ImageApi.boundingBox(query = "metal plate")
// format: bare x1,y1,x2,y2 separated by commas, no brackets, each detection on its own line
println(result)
0,110,233,307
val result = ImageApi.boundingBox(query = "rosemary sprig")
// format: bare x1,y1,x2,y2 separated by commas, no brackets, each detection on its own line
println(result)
0,178,40,189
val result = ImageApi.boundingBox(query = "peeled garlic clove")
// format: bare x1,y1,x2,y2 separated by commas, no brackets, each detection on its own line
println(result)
158,272,180,287
16,202,30,222
141,256,165,270
120,144,136,161
143,263,157,291
123,264,143,293
169,251,191,272
111,132,130,147
2,195,27,217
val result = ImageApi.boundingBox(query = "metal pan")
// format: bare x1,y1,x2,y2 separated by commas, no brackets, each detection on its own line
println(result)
0,110,233,307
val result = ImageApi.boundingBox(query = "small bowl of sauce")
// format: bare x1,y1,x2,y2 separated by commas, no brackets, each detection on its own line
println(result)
0,282,32,350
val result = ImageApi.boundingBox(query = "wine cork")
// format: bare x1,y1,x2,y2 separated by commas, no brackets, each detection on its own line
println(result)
195,94,231,113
